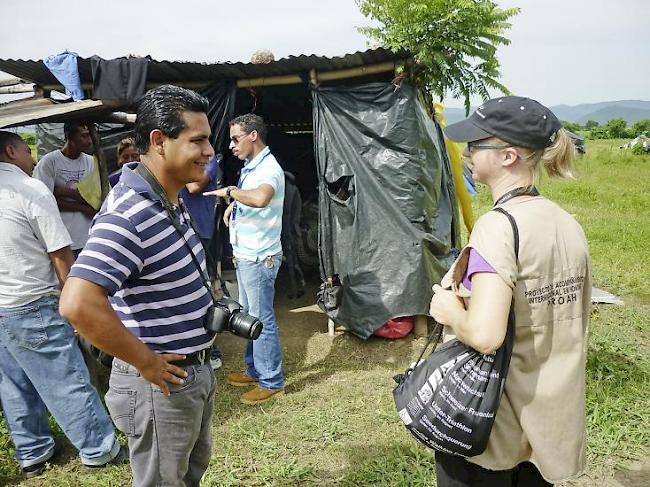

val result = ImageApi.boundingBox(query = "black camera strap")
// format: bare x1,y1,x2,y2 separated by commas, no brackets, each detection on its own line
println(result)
135,163,215,301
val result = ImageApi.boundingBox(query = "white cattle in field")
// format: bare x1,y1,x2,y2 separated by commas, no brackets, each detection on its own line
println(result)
620,135,649,149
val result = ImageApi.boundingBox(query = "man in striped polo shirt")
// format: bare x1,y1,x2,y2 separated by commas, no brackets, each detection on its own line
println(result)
207,114,285,405
60,85,217,486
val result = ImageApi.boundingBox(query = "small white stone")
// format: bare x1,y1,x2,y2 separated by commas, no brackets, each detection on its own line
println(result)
520,106,525,110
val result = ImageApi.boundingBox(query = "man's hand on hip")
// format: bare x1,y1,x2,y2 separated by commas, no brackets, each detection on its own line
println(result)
138,352,189,396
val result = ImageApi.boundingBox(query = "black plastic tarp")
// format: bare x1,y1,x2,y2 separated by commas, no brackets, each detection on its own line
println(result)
90,56,150,103
313,82,459,339
200,81,236,155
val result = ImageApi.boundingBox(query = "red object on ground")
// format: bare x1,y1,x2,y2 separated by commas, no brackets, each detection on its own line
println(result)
373,316,415,339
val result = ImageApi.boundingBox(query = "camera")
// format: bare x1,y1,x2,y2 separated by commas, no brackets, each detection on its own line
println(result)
204,297,263,340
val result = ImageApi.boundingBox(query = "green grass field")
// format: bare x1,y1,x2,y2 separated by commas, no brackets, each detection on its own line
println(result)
1,139,648,485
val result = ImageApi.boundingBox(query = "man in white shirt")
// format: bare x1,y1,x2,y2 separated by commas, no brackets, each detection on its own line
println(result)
33,121,97,256
0,131,124,478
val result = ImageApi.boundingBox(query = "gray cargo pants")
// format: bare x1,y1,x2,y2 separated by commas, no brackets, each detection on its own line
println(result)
105,358,215,487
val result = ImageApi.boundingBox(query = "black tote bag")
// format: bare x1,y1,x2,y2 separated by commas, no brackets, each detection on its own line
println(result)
393,207,518,457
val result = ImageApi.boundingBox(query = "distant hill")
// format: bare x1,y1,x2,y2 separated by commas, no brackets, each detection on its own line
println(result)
575,106,650,125
442,100,650,126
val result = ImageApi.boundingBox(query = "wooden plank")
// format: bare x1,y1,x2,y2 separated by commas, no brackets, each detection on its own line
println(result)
328,318,335,337
414,315,429,337
0,77,27,87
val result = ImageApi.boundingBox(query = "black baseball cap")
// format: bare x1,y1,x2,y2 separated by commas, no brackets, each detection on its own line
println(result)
444,96,562,150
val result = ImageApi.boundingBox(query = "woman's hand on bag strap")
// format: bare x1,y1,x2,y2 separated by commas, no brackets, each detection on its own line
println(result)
429,284,466,330
434,274,511,355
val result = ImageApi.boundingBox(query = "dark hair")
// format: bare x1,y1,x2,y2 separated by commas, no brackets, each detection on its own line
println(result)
229,113,267,145
63,121,88,140
134,84,210,153
0,130,25,155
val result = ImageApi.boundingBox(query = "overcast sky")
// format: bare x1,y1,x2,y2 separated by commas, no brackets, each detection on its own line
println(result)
0,0,647,107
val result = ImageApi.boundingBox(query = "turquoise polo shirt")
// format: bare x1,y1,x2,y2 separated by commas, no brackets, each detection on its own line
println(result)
230,146,284,261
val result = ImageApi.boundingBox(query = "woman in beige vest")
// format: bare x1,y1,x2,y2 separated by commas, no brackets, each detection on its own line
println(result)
429,96,591,486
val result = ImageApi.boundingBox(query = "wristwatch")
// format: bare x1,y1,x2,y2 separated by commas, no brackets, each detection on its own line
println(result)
226,186,235,199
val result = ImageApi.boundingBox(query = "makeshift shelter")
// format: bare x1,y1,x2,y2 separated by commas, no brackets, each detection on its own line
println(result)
0,48,462,339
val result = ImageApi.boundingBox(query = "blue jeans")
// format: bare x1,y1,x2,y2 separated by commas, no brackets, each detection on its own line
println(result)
236,254,284,390
0,296,119,468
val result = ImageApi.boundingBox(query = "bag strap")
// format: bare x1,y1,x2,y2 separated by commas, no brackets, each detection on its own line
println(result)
491,207,520,353
408,207,520,373
407,320,444,375
492,207,520,259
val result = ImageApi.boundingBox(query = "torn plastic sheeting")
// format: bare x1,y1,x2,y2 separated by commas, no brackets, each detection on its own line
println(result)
313,82,459,339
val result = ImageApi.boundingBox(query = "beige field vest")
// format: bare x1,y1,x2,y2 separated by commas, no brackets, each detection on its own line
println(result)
440,196,591,483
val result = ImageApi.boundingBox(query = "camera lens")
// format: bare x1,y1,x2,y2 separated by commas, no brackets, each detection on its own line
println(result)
229,312,263,340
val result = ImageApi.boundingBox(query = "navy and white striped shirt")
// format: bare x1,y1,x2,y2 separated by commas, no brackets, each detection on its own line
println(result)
70,165,214,354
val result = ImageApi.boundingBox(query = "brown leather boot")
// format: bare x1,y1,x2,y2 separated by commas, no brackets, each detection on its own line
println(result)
240,386,284,405
227,371,257,387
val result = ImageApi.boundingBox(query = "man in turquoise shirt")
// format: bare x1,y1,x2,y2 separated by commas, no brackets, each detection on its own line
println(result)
208,114,285,405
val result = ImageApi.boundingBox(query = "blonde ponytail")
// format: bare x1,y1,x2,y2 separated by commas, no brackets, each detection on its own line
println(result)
512,128,576,181
540,128,575,179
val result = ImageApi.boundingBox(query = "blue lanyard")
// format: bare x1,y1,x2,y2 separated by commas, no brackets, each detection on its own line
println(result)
231,150,271,223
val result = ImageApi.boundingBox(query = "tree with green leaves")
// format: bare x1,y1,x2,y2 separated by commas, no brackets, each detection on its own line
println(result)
587,126,609,140
19,132,36,146
605,118,629,139
356,0,520,113
584,120,599,130
630,119,650,137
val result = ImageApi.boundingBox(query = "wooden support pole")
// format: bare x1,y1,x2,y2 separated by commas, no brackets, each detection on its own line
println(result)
328,318,335,337
236,74,303,88
317,62,396,82
105,112,136,124
88,125,109,201
0,77,28,87
414,315,429,337
0,84,34,94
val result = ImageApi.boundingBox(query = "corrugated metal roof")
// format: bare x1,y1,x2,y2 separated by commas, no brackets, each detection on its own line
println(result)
0,48,409,88
0,97,108,129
